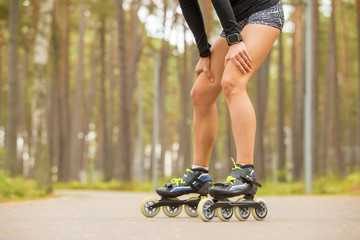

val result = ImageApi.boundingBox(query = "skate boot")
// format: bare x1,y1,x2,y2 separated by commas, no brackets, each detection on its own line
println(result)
197,158,268,222
140,168,212,218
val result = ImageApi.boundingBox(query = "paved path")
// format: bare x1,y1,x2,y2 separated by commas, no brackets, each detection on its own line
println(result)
0,190,359,240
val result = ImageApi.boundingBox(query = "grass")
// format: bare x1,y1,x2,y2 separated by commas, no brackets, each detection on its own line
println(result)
259,171,360,195
0,170,48,203
54,171,360,196
54,179,156,192
1,171,359,203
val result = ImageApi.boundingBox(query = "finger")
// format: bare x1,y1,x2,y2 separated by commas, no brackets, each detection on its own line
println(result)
237,55,251,72
195,69,202,77
231,58,246,74
243,50,253,63
240,52,252,68
205,70,214,83
195,68,199,76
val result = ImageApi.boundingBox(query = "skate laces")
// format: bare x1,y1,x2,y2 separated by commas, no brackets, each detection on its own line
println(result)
225,158,242,185
170,169,193,186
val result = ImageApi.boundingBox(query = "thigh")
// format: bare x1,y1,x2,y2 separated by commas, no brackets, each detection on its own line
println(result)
192,37,228,101
222,24,280,85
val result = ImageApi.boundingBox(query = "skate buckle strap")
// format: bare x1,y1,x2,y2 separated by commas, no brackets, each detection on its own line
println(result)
228,158,262,188
182,170,205,192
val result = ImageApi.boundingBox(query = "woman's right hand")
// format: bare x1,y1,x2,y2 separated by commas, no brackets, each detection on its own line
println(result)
195,56,214,83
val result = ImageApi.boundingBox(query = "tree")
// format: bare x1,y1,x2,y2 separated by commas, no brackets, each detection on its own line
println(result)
69,1,86,180
116,0,131,181
49,7,61,182
330,0,342,174
254,53,271,179
311,0,319,175
31,0,54,192
356,0,360,167
5,0,20,176
0,23,3,130
277,33,285,181
56,0,71,182
99,14,112,181
291,5,305,181
80,43,98,177
158,2,170,178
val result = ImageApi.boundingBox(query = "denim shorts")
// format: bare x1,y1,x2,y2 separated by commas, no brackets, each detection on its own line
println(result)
220,1,284,37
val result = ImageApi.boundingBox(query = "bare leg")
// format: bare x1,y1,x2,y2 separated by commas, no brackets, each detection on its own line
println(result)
191,37,228,167
221,24,280,165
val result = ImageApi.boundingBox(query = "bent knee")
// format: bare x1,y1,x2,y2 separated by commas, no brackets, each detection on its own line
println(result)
190,79,219,107
221,75,249,98
190,86,214,107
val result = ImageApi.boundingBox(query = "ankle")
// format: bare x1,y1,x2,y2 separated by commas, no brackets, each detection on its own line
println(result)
191,165,209,173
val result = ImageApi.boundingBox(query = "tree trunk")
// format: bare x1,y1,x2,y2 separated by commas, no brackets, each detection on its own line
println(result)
329,0,343,175
277,33,285,181
158,3,167,179
356,0,360,167
291,6,305,181
99,15,112,181
32,0,54,192
49,19,61,182
69,1,86,181
116,0,131,182
177,21,193,171
321,1,338,177
126,2,144,177
254,53,271,180
0,25,3,129
80,43,98,176
159,2,175,178
108,19,115,180
56,0,71,182
311,0,319,176
5,0,20,176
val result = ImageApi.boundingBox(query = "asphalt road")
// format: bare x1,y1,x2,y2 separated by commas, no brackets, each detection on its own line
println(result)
0,190,359,240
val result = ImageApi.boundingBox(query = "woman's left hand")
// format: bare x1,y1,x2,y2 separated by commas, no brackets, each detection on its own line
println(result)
224,41,253,74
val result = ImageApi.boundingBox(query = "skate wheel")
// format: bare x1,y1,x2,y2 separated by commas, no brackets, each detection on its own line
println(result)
234,198,250,221
251,198,268,221
197,198,215,222
216,204,233,222
184,197,199,217
140,197,160,218
162,198,182,217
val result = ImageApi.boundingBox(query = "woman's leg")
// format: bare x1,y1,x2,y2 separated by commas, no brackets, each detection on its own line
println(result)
221,24,280,165
191,37,228,167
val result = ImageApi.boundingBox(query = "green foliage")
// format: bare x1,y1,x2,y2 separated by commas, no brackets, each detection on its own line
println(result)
54,180,157,192
0,0,9,21
0,170,47,202
259,172,360,195
53,172,360,196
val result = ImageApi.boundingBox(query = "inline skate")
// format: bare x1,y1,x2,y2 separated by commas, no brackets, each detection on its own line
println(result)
197,158,268,222
140,168,212,218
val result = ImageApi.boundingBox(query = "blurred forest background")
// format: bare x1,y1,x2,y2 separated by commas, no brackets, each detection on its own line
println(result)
0,0,359,194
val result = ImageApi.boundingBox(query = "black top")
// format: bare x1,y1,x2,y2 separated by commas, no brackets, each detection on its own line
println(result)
178,0,279,57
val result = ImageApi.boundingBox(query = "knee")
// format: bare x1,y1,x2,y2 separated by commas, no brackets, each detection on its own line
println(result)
221,75,247,98
221,77,235,98
190,85,205,107
190,81,217,107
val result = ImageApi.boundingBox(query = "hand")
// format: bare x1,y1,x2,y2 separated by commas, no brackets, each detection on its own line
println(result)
195,56,214,83
224,41,253,74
